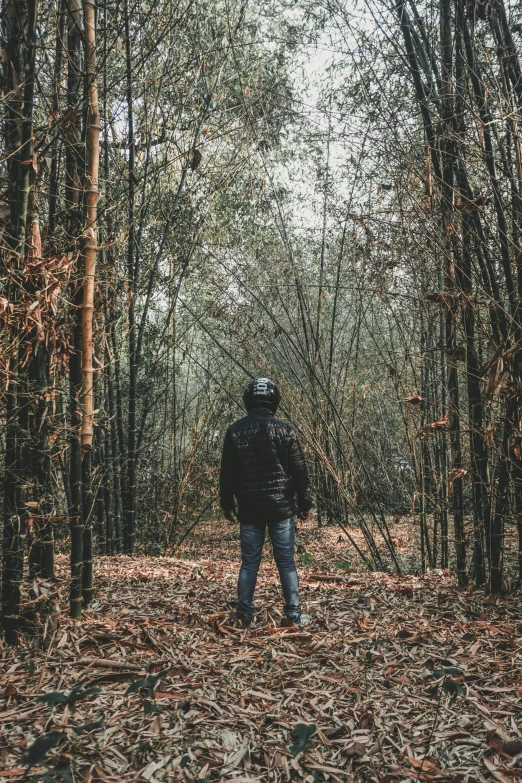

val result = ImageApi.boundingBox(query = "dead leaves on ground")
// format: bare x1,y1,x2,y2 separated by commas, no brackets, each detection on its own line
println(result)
0,519,522,782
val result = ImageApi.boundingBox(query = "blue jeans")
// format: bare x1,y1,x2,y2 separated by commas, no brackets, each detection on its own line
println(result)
237,518,301,622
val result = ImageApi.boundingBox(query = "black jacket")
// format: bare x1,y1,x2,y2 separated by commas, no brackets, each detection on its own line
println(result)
219,405,313,524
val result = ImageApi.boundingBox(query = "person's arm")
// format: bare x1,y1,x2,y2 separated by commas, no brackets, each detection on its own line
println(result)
287,430,313,518
219,428,236,519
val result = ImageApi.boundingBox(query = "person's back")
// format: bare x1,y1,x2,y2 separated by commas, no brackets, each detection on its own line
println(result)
220,378,312,626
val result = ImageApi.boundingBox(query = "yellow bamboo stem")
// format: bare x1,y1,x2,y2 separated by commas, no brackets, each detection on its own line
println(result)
81,0,100,451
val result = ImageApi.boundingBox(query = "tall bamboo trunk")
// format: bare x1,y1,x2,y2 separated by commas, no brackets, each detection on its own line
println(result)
438,278,449,569
459,226,487,585
490,3,522,585
94,344,108,554
81,450,93,605
81,0,99,454
454,12,487,585
461,258,488,586
460,1,518,589
70,338,83,618
491,405,513,593
48,0,66,234
93,320,109,554
111,321,128,527
28,184,54,580
80,0,100,606
440,0,467,587
1,0,38,644
67,0,84,619
99,437,113,555
124,0,137,552
2,389,19,643
39,5,63,579
100,5,120,554
107,325,123,552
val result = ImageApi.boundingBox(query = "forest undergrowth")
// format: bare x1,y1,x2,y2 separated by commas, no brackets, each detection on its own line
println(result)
1,519,521,783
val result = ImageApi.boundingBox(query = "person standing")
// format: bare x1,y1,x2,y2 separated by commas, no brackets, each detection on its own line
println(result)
220,378,312,626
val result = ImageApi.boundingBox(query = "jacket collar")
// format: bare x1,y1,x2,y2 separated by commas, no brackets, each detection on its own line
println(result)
248,405,274,417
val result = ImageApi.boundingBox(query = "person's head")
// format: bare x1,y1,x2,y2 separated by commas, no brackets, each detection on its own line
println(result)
243,377,281,414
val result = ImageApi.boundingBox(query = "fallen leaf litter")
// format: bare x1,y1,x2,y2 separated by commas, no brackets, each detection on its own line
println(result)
1,519,521,782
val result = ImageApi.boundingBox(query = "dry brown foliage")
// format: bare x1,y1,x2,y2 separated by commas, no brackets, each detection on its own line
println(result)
1,520,521,782
0,254,75,392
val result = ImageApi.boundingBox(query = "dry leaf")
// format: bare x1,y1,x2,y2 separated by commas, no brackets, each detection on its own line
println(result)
416,411,449,439
344,741,366,757
488,731,505,753
484,756,517,783
502,740,522,756
408,757,442,773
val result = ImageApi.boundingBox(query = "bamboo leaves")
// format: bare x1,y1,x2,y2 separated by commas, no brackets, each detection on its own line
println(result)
125,669,168,697
289,723,317,757
20,732,67,769
37,686,101,707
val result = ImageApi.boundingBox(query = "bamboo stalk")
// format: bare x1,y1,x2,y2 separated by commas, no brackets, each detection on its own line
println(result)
80,0,100,452
440,0,468,587
124,0,137,553
1,0,38,645
67,0,84,621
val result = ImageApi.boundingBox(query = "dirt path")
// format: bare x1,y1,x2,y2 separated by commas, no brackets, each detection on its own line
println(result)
1,521,521,781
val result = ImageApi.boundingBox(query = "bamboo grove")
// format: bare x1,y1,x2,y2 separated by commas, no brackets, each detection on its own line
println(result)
2,0,522,645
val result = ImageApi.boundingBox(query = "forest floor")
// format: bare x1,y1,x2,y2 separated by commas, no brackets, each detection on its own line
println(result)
1,518,522,783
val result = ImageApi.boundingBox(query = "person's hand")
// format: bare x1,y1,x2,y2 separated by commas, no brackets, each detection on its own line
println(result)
224,509,234,522
298,510,310,521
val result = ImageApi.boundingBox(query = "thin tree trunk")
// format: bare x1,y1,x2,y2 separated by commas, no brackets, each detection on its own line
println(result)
1,0,38,644
80,0,100,606
67,0,84,620
94,350,109,555
124,0,137,552
107,328,122,552
491,412,511,593
2,387,20,644
101,3,120,554
492,3,522,587
81,0,100,453
28,202,55,580
81,450,93,606
48,0,66,235
111,320,127,549
454,10,487,585
440,0,467,587
438,272,449,569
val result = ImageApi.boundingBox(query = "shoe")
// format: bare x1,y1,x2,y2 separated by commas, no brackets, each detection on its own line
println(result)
236,615,252,628
282,613,310,628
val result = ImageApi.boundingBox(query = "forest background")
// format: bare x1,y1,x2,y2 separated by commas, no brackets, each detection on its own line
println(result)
3,0,522,645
